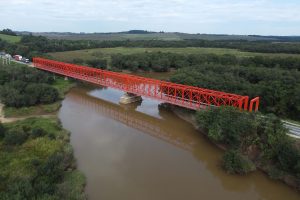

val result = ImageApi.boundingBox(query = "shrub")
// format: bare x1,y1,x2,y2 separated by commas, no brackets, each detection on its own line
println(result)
36,153,64,184
295,161,300,179
0,86,25,107
3,128,28,145
268,166,284,180
72,58,84,65
48,133,56,140
22,125,31,133
31,158,42,168
86,59,107,69
0,123,5,138
223,150,255,174
25,84,59,105
39,84,59,104
196,107,257,147
273,140,300,173
0,175,7,191
5,178,35,200
207,124,223,142
31,128,47,138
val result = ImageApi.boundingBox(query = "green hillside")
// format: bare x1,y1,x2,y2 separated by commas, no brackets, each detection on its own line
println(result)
0,33,21,43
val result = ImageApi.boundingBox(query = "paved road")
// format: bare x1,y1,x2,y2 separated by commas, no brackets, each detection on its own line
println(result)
11,59,34,67
283,121,300,138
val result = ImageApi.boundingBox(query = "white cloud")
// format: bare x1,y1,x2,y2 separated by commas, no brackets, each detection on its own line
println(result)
0,0,299,34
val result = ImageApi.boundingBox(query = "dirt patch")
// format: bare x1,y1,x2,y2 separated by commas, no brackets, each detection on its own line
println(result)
0,103,55,123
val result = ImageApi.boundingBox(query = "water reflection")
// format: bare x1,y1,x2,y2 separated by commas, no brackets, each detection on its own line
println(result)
59,86,300,200
67,88,196,151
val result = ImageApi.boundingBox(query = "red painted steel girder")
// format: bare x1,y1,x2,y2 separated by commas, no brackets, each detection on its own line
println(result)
32,57,259,111
249,97,260,112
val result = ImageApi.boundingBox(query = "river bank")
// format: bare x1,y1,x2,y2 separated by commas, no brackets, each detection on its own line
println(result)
168,104,300,192
1,78,75,119
57,86,300,200
0,77,87,199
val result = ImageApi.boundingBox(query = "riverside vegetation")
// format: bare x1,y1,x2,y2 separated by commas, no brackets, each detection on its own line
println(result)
0,118,86,199
196,107,300,189
0,61,86,199
0,62,74,117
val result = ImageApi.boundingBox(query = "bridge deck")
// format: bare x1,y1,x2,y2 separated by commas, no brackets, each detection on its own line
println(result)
33,57,259,111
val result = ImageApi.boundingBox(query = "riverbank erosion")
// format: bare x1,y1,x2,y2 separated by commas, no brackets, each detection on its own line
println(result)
0,62,86,199
168,104,300,191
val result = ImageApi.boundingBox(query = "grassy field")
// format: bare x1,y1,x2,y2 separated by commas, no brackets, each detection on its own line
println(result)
4,102,61,118
47,46,300,65
0,33,21,43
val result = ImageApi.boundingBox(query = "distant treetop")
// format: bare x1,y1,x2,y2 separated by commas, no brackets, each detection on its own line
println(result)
0,28,17,36
126,30,156,34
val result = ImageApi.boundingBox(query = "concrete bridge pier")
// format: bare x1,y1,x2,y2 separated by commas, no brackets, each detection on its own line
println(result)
119,92,142,104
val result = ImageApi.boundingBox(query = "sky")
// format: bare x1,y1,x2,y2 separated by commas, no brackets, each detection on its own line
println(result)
0,0,299,35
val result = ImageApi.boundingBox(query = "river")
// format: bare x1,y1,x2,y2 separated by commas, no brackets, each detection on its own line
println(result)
58,85,300,200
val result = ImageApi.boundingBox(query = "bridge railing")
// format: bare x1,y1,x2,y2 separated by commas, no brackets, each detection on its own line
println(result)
33,57,259,111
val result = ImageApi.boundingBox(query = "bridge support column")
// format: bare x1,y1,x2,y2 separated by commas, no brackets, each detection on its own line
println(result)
119,92,142,104
64,76,68,81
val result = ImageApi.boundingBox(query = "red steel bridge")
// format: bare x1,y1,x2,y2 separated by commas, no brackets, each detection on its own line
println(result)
33,57,260,111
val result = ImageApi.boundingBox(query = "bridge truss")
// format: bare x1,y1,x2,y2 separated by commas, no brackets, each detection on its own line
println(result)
33,57,259,111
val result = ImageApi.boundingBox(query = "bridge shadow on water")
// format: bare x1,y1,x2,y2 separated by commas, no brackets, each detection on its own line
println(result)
61,86,299,200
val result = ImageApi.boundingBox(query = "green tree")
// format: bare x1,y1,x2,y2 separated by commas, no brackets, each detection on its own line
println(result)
3,128,28,145
0,123,5,138
223,150,255,174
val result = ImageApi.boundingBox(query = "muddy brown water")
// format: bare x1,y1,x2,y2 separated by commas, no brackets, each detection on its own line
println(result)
58,86,300,200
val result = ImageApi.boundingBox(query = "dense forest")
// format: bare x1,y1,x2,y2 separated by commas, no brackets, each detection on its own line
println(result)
110,52,300,71
0,63,59,107
107,52,300,120
2,34,300,59
171,64,300,120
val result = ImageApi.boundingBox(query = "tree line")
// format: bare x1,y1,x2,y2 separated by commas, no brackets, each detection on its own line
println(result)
2,34,300,60
110,52,300,72
170,64,300,120
196,107,300,187
0,28,17,36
